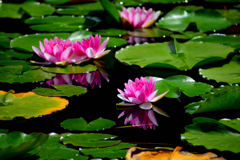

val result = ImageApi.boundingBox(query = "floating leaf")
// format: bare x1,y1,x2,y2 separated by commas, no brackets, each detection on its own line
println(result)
0,36,10,48
0,32,22,39
68,30,93,42
80,142,136,158
173,5,204,11
33,85,87,97
216,9,240,24
61,117,115,131
0,90,68,120
128,27,172,38
40,133,65,148
100,0,121,24
44,0,71,4
105,37,128,48
156,9,231,32
171,31,207,40
41,64,97,74
10,33,70,52
3,49,33,59
0,60,37,71
154,75,212,98
185,86,240,114
0,65,55,83
200,56,240,84
181,117,240,153
191,34,240,48
0,3,24,19
219,118,240,132
0,132,48,159
95,28,127,37
0,129,9,134
115,41,234,70
61,133,120,147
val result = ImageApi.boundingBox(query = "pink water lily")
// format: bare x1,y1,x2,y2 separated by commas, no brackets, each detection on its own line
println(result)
117,77,169,130
119,7,161,28
72,35,110,62
32,37,85,65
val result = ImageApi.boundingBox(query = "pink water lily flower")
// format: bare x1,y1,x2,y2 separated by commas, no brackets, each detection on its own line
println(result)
72,35,110,63
32,37,85,65
119,7,161,28
117,77,169,130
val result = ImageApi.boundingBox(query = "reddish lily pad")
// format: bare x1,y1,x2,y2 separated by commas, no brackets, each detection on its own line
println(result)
0,90,68,120
60,117,115,131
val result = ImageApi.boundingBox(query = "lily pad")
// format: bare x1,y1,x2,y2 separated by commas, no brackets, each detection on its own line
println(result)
185,86,240,114
0,90,68,120
10,33,70,52
0,65,55,83
104,37,128,48
60,133,120,147
191,34,240,48
156,9,231,32
33,85,87,97
100,0,121,24
170,31,207,40
61,117,115,131
95,28,127,37
128,27,172,38
200,56,240,84
44,0,71,4
41,64,97,74
219,118,240,132
0,60,37,71
115,41,234,70
181,117,240,153
0,132,48,159
154,75,212,98
80,142,136,158
68,30,93,42
40,133,65,148
0,36,10,48
216,9,240,25
3,49,33,59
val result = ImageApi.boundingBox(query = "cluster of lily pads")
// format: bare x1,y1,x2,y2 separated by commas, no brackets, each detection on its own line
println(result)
0,0,240,159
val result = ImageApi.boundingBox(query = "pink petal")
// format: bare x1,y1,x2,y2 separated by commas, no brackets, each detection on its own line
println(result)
39,41,45,53
133,13,141,28
60,47,72,61
53,44,61,60
139,102,152,110
117,94,130,102
151,90,169,102
86,47,95,58
148,110,158,126
94,50,110,59
147,90,158,101
32,46,45,60
98,37,109,53
135,90,145,102
43,53,57,63
128,97,142,104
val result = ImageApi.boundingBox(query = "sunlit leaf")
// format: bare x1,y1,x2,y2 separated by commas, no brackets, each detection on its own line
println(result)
80,142,136,158
181,117,240,153
68,30,93,42
173,5,204,11
95,28,127,37
41,64,97,74
40,133,65,148
0,60,37,72
33,85,87,97
3,49,33,59
185,86,240,114
0,65,55,83
0,32,22,39
10,33,70,52
0,36,10,48
216,9,240,25
128,27,172,38
156,9,231,32
115,41,234,70
104,37,128,48
171,31,206,40
0,132,48,159
44,0,71,4
0,3,24,19
61,117,115,131
0,90,68,120
61,133,120,147
154,75,212,98
219,118,240,132
100,0,121,24
200,56,240,84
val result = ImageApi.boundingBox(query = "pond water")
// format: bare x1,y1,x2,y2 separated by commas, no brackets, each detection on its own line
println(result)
0,0,240,159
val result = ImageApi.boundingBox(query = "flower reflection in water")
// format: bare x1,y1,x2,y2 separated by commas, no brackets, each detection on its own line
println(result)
46,70,109,89
117,77,169,130
128,36,155,44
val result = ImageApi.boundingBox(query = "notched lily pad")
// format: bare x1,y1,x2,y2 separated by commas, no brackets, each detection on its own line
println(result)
41,64,97,74
0,90,68,120
128,27,172,38
33,85,87,97
0,132,49,159
95,28,127,37
60,133,120,147
0,65,55,83
61,117,115,131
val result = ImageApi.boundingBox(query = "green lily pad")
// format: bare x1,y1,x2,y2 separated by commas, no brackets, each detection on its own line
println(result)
216,9,240,24
136,0,192,3
200,56,240,84
191,34,240,48
0,90,68,120
33,85,87,97
80,142,136,158
181,117,240,153
170,31,207,40
44,0,71,4
0,132,48,159
41,64,97,74
115,41,234,70
156,9,231,32
185,86,240,114
61,133,120,147
112,0,141,7
100,0,121,24
0,2,55,19
40,133,65,148
61,117,115,131
0,36,10,48
3,49,33,59
10,33,70,52
29,24,84,32
95,28,127,37
128,27,172,38
154,75,212,98
0,129,9,134
0,65,55,84
173,5,204,11
0,32,22,39
56,1,104,15
68,30,93,42
219,118,240,132
0,60,37,72
104,37,128,48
